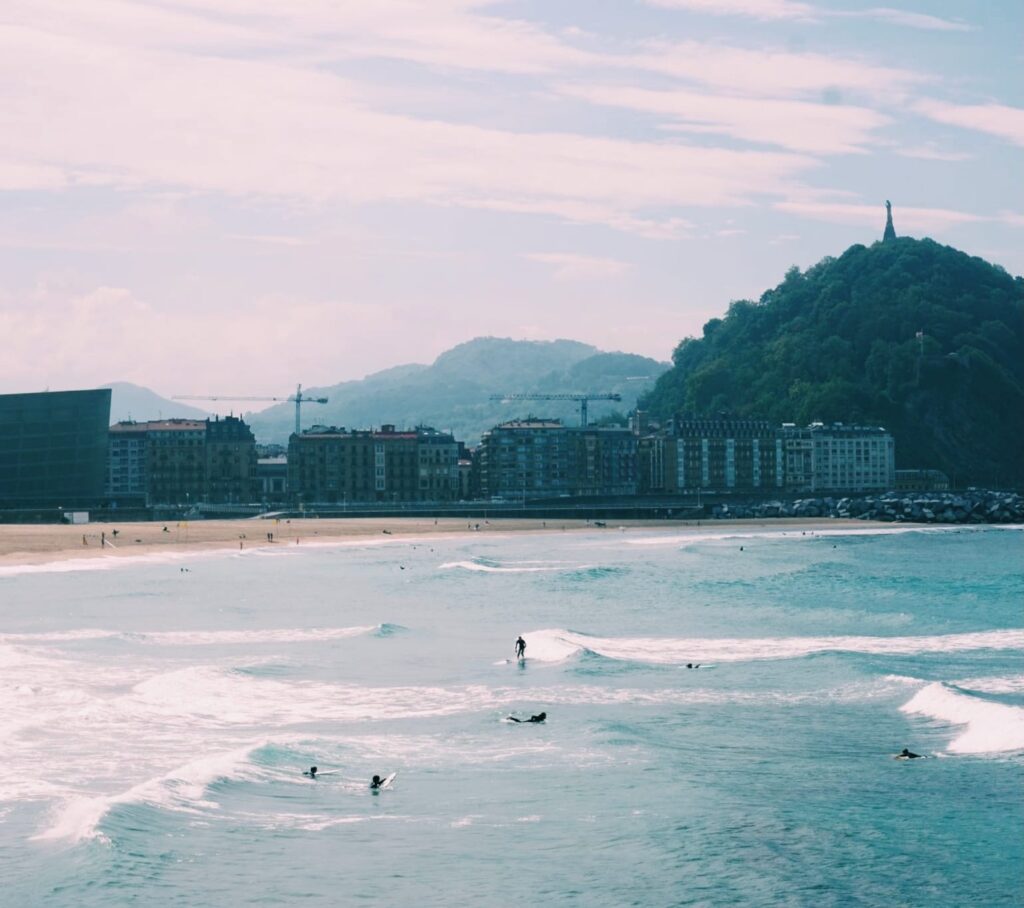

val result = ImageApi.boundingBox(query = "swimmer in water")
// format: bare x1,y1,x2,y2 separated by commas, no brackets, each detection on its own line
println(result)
896,748,923,759
304,766,318,778
507,712,547,723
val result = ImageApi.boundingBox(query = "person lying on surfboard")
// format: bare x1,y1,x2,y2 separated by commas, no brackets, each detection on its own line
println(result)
507,712,546,723
303,766,318,778
515,636,526,659
896,748,924,759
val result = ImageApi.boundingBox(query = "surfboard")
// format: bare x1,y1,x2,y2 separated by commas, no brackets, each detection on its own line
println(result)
378,771,398,789
303,769,340,777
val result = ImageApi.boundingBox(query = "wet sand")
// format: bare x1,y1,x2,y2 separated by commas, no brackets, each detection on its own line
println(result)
0,516,893,567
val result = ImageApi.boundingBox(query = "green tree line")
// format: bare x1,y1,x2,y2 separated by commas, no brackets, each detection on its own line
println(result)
641,238,1024,486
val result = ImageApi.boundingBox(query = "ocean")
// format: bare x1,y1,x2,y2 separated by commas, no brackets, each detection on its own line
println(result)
1,524,1021,906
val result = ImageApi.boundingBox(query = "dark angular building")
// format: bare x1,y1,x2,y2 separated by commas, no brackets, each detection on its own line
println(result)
0,389,112,507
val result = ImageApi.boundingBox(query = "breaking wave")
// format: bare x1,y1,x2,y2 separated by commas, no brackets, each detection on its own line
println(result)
515,628,1024,665
439,558,588,574
900,682,1024,754
33,743,263,842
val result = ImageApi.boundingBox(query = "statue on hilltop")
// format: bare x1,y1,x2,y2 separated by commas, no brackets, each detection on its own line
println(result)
883,200,897,243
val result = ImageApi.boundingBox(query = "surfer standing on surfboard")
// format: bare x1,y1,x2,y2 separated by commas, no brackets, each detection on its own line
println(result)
515,636,526,659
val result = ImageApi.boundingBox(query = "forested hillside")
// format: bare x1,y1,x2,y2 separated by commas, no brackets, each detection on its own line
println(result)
246,338,668,444
642,238,1024,485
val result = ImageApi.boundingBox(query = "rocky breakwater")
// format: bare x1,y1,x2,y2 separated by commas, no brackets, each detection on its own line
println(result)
711,490,1024,524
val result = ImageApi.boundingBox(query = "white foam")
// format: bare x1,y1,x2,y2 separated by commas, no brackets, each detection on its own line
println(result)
626,524,972,547
950,674,1024,695
900,682,1024,754
519,627,1024,665
137,625,377,645
0,625,377,647
0,629,120,644
0,546,247,578
439,559,584,574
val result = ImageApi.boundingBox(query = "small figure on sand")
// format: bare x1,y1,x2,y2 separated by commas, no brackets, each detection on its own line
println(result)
515,636,526,659
507,712,546,724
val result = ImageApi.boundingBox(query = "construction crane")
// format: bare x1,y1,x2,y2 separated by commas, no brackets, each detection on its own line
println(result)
489,392,622,428
174,384,328,435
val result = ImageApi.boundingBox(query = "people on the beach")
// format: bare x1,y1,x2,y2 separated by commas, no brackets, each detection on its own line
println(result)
515,636,526,659
897,748,923,759
508,712,546,723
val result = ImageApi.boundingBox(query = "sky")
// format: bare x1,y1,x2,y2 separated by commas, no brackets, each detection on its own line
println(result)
1,0,1021,401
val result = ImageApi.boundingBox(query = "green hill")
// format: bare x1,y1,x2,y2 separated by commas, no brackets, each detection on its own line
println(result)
245,337,668,444
641,238,1024,486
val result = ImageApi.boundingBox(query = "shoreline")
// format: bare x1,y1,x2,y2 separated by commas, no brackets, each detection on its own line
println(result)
0,516,914,569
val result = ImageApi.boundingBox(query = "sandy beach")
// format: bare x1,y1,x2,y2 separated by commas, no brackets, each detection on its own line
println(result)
0,516,895,567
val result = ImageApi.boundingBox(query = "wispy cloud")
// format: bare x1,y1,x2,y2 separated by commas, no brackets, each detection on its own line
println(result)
837,8,972,32
642,0,815,19
0,24,818,236
628,40,928,100
524,252,632,280
560,83,889,153
645,0,971,31
0,281,401,393
894,144,972,162
226,234,314,247
775,200,987,232
916,100,1024,148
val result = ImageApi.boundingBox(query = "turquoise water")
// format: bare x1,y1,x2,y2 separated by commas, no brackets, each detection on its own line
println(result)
1,525,1022,906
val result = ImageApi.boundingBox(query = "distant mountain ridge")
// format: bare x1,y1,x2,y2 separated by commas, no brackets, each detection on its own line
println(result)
104,382,213,424
245,337,669,444
641,237,1024,485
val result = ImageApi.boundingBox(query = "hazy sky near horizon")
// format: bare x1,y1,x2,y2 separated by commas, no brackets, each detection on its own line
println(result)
1,0,1021,401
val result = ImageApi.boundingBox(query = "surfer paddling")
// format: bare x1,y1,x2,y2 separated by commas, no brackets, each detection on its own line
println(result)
507,712,547,724
895,748,924,760
304,766,318,778
515,636,526,659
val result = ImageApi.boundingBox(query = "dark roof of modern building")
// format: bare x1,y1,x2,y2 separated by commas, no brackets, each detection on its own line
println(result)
110,419,205,432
